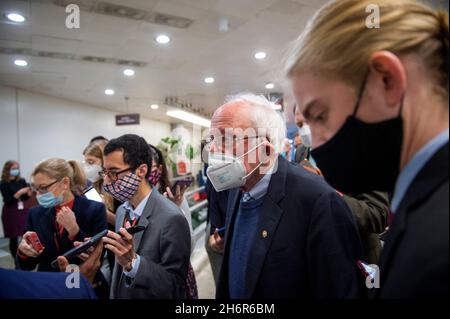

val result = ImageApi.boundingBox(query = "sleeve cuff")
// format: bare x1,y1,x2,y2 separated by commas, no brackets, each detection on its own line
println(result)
123,254,140,279
17,250,28,260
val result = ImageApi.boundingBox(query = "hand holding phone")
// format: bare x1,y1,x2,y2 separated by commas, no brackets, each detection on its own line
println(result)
171,177,194,194
50,226,146,268
28,232,44,252
18,231,45,258
217,226,226,238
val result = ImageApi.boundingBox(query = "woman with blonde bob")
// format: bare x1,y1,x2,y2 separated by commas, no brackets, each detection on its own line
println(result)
285,0,448,298
16,158,107,272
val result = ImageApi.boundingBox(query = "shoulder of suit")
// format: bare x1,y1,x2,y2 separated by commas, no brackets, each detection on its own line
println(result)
76,195,104,209
151,191,185,218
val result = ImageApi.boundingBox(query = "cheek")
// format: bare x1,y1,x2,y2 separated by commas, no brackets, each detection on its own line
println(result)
310,124,337,149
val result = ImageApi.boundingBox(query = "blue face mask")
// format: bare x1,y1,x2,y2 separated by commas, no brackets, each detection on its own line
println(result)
10,169,20,177
36,191,63,208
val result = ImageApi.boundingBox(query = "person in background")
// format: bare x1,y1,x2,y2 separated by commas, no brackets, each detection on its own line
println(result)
16,158,107,274
83,140,118,285
0,160,32,256
90,135,108,145
148,144,198,299
286,0,448,297
204,178,228,285
101,134,190,299
280,138,292,160
83,141,116,225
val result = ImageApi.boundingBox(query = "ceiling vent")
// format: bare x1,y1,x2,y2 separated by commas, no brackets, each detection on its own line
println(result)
0,47,147,67
50,0,194,29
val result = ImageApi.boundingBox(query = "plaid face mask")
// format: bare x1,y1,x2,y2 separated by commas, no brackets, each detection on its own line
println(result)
103,171,141,202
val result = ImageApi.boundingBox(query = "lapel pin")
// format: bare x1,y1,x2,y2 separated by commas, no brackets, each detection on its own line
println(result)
262,230,268,238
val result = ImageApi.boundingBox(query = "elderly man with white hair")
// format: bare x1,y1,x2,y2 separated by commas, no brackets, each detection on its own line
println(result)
206,93,364,299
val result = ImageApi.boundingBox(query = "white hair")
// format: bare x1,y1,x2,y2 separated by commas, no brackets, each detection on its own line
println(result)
224,92,287,152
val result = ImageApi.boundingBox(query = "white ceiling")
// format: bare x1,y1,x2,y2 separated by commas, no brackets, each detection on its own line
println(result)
0,0,327,123
0,0,447,124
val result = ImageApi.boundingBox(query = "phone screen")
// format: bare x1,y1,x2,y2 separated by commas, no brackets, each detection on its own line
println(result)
84,187,103,203
171,177,193,193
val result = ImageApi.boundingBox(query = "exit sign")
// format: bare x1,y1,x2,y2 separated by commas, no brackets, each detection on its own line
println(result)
115,113,140,126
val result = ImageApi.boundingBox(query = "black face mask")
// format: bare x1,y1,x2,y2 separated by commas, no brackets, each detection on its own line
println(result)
311,78,403,196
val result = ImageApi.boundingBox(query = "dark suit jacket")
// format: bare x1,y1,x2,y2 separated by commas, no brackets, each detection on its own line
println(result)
110,190,191,299
375,143,449,298
294,144,310,164
0,268,96,299
216,156,365,299
16,195,107,272
205,179,228,234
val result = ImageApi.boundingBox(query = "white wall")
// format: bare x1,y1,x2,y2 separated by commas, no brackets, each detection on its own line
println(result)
0,85,172,237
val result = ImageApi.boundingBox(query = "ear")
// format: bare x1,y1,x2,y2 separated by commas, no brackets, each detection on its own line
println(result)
62,176,71,190
137,164,148,179
368,51,407,107
258,139,276,164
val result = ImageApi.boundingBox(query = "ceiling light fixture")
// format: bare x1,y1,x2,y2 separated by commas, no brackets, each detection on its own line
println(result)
254,51,267,60
14,59,28,66
265,82,275,89
204,77,215,84
123,68,135,76
6,13,26,23
155,34,171,44
104,89,115,95
150,104,159,110
166,110,211,127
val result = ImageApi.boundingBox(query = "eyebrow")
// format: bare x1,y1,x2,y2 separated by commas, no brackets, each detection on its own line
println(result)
302,99,320,120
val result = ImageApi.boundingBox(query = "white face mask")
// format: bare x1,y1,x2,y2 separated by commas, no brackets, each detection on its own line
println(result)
206,142,264,192
298,124,312,148
84,163,102,183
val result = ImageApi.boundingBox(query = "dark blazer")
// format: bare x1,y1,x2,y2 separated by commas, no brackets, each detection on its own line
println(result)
205,179,228,234
0,268,97,299
16,195,107,272
216,156,365,299
110,190,191,299
375,143,449,298
294,144,310,164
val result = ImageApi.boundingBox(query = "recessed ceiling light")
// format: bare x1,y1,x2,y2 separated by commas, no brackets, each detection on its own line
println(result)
155,34,171,44
254,51,267,60
150,104,159,110
14,59,28,67
104,89,115,95
123,69,135,76
204,77,215,84
6,13,26,23
265,82,275,89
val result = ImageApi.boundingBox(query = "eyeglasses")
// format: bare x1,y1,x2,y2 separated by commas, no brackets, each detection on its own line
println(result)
205,135,261,151
99,167,136,182
30,179,60,194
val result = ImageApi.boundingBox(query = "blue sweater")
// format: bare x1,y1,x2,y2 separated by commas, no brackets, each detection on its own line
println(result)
228,196,265,298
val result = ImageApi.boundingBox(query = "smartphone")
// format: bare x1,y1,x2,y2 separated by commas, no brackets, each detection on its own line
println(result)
125,225,145,235
28,232,44,252
51,229,108,268
83,186,103,203
171,176,193,194
217,226,226,238
50,226,146,268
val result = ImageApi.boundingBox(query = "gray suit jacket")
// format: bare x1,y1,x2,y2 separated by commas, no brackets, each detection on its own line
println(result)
110,189,191,299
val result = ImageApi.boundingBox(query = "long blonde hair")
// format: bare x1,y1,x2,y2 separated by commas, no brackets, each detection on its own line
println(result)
31,158,86,195
285,0,448,100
